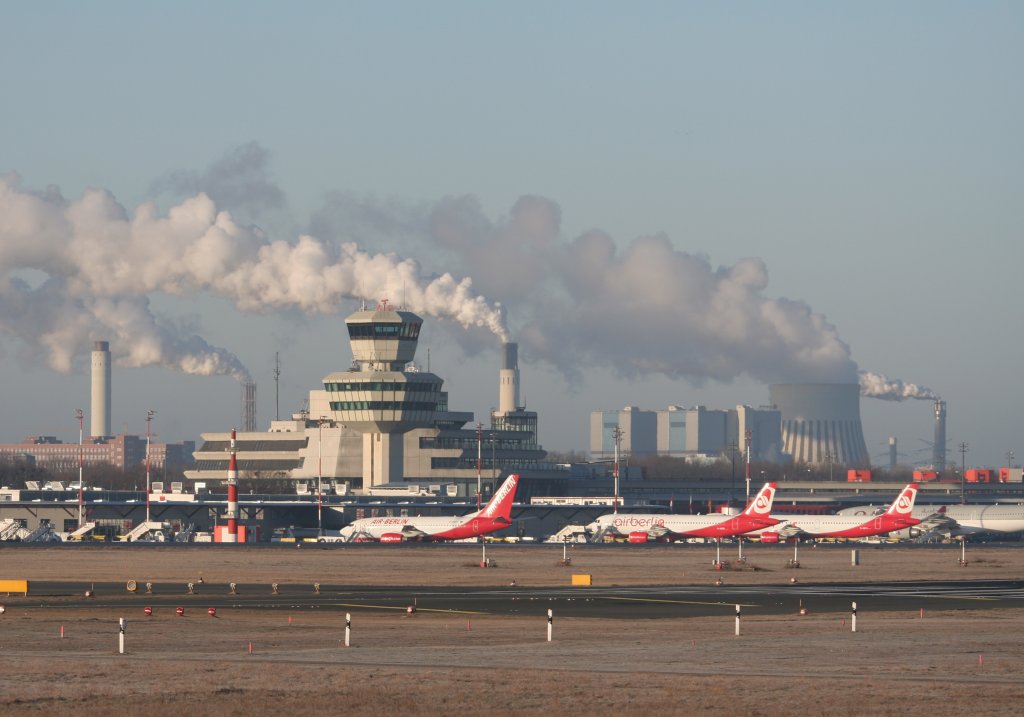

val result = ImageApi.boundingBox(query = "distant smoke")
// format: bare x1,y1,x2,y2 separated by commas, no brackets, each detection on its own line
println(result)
150,141,286,219
858,371,937,401
0,172,507,380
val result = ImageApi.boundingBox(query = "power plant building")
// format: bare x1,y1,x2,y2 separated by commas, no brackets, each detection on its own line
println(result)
590,407,658,460
591,404,783,462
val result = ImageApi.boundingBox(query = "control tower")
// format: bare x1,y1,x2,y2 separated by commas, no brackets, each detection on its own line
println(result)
323,303,443,486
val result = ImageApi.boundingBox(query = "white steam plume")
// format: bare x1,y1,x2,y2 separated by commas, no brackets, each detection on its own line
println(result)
318,192,934,393
858,371,937,401
413,194,860,385
0,173,507,380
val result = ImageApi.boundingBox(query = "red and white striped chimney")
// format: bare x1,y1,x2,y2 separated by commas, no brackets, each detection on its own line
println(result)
225,429,239,543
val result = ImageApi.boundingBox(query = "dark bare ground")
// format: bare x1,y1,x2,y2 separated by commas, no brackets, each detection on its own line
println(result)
1,544,1023,716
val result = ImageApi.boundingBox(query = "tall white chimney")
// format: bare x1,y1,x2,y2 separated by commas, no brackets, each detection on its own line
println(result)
498,342,519,414
91,340,111,437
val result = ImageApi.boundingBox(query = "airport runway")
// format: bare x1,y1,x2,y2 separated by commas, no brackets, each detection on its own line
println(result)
19,578,1024,618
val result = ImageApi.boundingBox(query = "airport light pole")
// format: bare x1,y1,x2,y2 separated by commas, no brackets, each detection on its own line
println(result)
959,442,969,504
744,429,751,504
145,410,156,523
613,426,623,514
476,422,483,512
75,409,84,529
318,417,329,538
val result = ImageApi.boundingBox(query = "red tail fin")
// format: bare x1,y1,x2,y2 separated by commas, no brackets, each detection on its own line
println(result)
885,483,918,516
742,482,777,517
480,474,519,521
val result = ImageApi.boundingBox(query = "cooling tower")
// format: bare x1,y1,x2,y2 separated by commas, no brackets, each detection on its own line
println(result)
90,341,111,438
498,342,520,414
770,383,869,467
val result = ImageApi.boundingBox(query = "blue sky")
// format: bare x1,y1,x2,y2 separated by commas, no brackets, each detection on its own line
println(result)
1,2,1021,468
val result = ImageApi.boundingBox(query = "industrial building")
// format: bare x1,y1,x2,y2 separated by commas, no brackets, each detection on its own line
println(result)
590,404,783,462
186,305,556,496
0,340,194,473
0,434,194,472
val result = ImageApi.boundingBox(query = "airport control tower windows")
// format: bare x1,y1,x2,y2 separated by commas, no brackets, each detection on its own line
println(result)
347,322,421,339
324,381,440,393
329,401,438,412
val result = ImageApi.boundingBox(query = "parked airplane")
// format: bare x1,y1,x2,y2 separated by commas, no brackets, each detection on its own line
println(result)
755,483,920,541
338,474,519,542
839,502,1024,539
586,482,779,543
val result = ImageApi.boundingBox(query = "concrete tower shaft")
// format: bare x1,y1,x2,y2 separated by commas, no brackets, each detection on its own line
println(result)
498,342,520,413
933,399,947,471
770,383,870,467
90,341,111,438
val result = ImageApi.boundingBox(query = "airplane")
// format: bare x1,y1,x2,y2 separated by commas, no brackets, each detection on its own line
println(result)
838,502,1024,539
338,474,519,543
586,482,779,543
754,483,920,542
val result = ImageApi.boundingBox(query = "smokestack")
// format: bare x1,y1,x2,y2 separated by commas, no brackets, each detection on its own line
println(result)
498,342,520,414
770,383,870,467
933,399,947,471
241,382,257,432
888,436,898,471
90,341,111,437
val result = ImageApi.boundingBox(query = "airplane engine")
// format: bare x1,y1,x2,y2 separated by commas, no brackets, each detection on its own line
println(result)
759,532,781,544
908,527,922,538
628,531,649,544
380,533,404,543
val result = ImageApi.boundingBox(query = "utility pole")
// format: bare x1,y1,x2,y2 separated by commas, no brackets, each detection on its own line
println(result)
145,410,156,524
476,422,483,511
744,429,752,504
75,409,84,529
959,442,969,504
318,417,330,537
613,426,623,514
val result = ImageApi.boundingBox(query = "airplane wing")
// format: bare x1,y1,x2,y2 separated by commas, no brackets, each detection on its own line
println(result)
400,525,430,539
910,511,959,534
644,524,672,539
765,522,806,539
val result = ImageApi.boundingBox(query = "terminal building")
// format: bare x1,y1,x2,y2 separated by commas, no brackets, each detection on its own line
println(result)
186,304,555,497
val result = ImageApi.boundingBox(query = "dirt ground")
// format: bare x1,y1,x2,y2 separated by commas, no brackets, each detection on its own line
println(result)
2,544,1023,716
